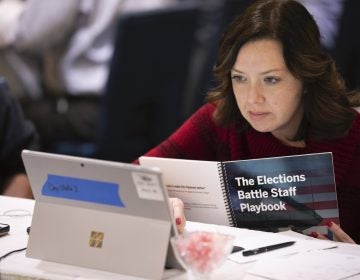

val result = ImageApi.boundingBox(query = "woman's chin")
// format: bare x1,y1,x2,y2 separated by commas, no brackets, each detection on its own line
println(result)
250,124,272,133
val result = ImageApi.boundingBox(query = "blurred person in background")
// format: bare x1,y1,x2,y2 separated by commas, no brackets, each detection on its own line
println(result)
296,0,345,55
0,77,38,198
297,0,360,90
0,0,179,153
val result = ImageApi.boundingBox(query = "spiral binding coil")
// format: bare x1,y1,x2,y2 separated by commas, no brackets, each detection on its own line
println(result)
217,162,236,227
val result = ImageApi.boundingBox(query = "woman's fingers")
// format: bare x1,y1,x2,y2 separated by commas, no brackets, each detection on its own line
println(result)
310,231,328,240
310,220,356,244
327,221,355,244
169,197,186,234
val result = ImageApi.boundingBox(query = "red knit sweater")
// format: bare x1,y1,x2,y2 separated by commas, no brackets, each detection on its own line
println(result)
143,103,360,243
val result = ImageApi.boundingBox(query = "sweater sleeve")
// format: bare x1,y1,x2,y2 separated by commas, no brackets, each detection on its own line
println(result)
139,103,219,161
337,131,360,244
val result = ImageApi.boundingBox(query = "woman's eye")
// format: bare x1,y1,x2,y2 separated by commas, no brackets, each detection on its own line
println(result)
231,75,246,83
264,76,280,84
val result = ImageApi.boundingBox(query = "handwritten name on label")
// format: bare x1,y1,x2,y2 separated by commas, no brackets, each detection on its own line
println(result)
132,172,164,201
42,174,125,207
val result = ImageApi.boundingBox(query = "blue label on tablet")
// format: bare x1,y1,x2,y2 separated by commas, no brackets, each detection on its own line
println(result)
41,174,125,207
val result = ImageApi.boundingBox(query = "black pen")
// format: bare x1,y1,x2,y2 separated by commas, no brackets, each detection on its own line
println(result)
242,241,295,256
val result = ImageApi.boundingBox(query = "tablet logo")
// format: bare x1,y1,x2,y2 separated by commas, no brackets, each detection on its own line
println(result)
89,231,104,248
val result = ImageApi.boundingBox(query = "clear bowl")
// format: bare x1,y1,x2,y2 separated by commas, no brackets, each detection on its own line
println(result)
171,231,235,279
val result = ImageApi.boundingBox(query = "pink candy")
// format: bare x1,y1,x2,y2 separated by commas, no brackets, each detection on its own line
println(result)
173,231,234,276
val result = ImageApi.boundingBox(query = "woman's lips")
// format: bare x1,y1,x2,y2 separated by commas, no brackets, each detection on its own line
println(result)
248,111,269,122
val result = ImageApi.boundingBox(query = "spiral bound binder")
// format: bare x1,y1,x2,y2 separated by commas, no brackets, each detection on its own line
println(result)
140,152,338,235
218,162,236,227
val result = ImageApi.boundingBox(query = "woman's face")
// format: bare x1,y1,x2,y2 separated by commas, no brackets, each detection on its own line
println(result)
231,39,304,143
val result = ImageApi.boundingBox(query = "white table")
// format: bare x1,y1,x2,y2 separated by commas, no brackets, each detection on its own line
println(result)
1,195,359,280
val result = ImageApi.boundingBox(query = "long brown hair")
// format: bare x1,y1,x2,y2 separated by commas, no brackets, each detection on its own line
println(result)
207,0,359,140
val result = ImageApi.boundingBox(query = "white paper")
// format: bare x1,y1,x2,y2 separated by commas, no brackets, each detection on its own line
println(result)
140,157,231,225
185,222,337,264
229,233,336,264
247,250,360,280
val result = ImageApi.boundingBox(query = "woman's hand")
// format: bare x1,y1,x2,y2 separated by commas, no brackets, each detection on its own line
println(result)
2,173,33,199
169,197,186,234
310,220,356,244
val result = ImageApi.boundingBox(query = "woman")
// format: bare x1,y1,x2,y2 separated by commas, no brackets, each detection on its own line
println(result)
139,0,360,243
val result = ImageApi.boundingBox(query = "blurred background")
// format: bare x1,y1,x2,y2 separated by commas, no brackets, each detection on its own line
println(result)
0,0,358,163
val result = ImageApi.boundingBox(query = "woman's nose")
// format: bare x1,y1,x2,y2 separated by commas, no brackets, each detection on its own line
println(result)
247,84,264,104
